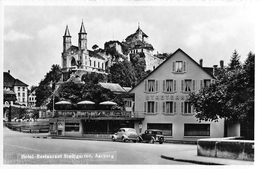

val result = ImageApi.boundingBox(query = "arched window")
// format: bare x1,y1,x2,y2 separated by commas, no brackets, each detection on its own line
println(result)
71,57,76,67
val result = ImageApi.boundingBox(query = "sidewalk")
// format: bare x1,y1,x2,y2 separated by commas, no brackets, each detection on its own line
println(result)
33,134,254,165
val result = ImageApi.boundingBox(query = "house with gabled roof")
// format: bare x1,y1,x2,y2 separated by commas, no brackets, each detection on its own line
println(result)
129,48,240,141
3,70,28,106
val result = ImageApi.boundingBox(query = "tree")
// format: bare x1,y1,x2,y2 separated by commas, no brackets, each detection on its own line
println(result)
35,64,62,107
109,60,136,87
189,51,254,126
81,72,107,84
228,50,242,70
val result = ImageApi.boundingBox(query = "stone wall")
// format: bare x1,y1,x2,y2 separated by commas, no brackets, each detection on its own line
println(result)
197,138,254,161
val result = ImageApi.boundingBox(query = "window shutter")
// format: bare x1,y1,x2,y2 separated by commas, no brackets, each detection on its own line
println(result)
174,102,177,113
183,61,187,72
172,62,175,72
162,102,165,113
181,102,184,114
144,80,147,92
211,79,215,84
144,102,147,112
155,102,158,113
192,80,196,91
174,80,177,92
181,80,184,92
156,80,159,92
163,80,166,92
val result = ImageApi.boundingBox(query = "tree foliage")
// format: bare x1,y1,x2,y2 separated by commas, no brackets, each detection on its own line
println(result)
189,51,254,124
109,60,136,87
35,64,62,107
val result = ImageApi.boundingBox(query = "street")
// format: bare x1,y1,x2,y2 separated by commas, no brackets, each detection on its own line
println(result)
3,126,195,165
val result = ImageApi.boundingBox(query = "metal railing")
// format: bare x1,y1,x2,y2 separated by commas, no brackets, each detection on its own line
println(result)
51,110,145,119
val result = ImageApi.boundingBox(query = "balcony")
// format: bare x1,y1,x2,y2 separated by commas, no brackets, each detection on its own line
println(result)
50,110,145,120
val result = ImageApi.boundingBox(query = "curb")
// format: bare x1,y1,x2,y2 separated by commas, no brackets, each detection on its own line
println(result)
33,136,52,139
161,155,225,165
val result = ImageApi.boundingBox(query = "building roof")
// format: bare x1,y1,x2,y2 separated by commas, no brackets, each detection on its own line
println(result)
99,82,127,94
88,50,105,60
64,25,71,37
79,21,87,34
4,72,28,88
126,26,148,41
129,48,215,93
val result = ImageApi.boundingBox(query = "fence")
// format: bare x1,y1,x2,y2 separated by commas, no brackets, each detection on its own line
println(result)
4,121,49,133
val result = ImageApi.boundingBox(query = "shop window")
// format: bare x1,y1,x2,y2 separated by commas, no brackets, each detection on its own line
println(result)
147,123,172,136
65,123,79,132
184,124,210,136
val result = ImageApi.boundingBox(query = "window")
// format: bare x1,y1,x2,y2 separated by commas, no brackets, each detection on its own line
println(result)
90,60,92,66
148,80,155,92
18,93,20,97
204,79,211,88
172,61,187,73
124,100,132,107
147,123,172,136
22,93,25,97
184,102,192,114
22,98,25,102
94,61,96,67
163,102,177,114
98,62,100,68
165,80,173,92
147,101,155,113
102,63,104,69
176,61,183,72
145,80,158,93
18,87,20,91
65,123,80,132
166,102,173,113
184,124,210,136
23,87,25,91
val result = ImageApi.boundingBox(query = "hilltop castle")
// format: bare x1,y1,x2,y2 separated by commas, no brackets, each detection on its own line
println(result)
61,22,163,82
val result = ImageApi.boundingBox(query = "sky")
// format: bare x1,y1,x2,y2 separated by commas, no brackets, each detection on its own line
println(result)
2,1,257,88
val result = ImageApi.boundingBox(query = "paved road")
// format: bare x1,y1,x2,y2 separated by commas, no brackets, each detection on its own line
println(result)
4,126,195,164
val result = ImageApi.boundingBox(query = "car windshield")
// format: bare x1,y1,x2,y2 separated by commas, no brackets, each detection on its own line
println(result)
128,129,136,133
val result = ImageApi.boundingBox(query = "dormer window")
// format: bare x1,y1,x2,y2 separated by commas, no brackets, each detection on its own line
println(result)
172,61,187,73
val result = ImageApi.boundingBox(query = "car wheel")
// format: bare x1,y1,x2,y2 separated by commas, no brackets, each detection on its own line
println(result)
112,136,116,141
122,137,126,142
150,138,155,144
133,140,136,143
159,138,164,144
138,137,142,143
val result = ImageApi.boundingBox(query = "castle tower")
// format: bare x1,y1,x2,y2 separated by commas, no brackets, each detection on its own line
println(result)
63,25,71,52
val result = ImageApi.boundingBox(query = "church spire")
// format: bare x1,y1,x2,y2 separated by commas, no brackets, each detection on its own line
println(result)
64,24,71,36
79,21,86,33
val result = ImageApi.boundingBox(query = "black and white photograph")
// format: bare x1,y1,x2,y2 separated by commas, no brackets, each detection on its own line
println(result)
1,0,257,167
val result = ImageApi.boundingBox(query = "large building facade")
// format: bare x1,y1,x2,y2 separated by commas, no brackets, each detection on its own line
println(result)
61,22,107,82
3,71,28,107
129,48,239,141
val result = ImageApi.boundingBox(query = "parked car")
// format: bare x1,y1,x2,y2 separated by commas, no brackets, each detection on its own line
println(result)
111,128,138,143
138,129,164,144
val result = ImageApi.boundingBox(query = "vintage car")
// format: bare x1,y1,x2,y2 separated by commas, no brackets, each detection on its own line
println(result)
111,128,138,143
138,129,164,144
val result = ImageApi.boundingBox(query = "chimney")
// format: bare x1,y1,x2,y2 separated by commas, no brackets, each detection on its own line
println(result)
220,60,224,69
8,70,10,74
213,65,218,76
199,59,203,67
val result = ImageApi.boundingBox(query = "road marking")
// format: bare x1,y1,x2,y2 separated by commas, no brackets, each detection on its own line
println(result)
4,143,40,152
